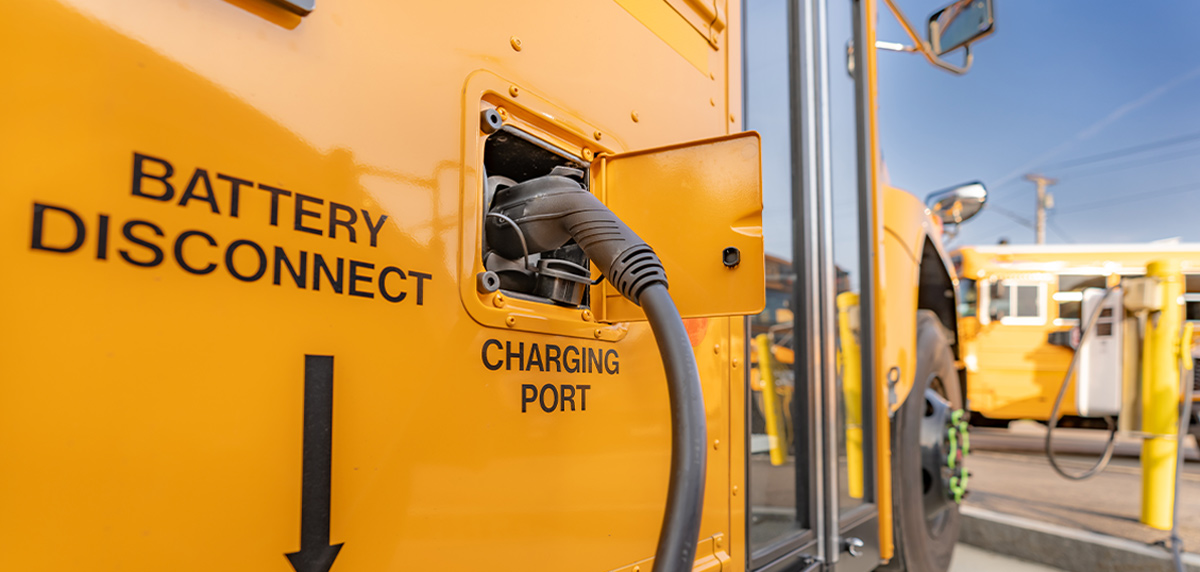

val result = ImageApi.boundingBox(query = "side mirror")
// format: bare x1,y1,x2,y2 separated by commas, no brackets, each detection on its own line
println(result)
926,181,987,225
928,0,995,56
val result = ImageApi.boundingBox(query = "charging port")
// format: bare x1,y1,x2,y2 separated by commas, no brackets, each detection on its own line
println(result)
482,125,593,308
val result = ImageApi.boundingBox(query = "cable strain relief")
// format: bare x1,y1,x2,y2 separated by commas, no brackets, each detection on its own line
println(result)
608,244,668,304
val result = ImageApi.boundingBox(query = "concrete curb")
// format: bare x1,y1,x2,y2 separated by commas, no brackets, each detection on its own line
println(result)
960,505,1200,572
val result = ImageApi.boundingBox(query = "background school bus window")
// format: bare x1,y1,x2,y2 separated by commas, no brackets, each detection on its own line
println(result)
989,280,1046,325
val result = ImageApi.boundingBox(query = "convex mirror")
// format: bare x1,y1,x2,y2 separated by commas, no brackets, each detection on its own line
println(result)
926,181,987,225
928,0,995,56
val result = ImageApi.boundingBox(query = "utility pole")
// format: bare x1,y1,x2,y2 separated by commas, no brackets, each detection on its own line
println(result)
1025,174,1057,244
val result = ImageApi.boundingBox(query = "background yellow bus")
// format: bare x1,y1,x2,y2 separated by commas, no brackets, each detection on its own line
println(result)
953,242,1200,423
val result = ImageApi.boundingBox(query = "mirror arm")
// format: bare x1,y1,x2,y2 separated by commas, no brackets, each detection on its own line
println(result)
875,41,917,52
879,0,973,75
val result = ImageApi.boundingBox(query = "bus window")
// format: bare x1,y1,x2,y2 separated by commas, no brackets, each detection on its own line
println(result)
1187,274,1200,322
1054,275,1106,322
990,280,1046,325
958,278,977,318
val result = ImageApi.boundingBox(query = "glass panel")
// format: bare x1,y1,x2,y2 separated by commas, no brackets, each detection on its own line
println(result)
1059,301,1081,321
958,278,977,318
829,0,867,514
1058,275,1107,292
1015,285,1040,317
745,0,805,552
989,281,1010,320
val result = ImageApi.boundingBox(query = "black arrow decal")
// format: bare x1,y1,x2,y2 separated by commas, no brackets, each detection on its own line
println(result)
286,355,343,572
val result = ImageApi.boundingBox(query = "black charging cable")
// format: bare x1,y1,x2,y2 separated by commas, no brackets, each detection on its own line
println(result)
485,167,706,572
1045,287,1119,480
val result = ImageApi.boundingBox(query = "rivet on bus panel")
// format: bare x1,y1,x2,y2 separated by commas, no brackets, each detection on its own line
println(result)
630,111,640,123
509,85,520,97
581,148,595,161
713,343,721,354
594,328,604,339
593,130,603,141
506,316,517,327
713,439,720,450
581,309,594,321
493,293,506,308
509,36,522,51
496,107,510,120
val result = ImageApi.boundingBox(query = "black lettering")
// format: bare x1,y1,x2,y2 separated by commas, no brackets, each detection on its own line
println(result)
527,344,544,372
409,270,432,305
362,210,388,247
587,348,602,374
273,247,307,288
313,254,344,293
225,239,267,282
294,193,324,236
506,341,524,371
96,214,109,260
30,203,85,253
131,152,174,201
564,346,580,373
605,350,620,375
545,344,562,372
521,384,537,413
179,168,220,214
174,230,218,275
560,385,576,412
482,339,504,371
217,173,252,218
578,385,591,411
258,183,292,226
539,384,558,413
119,220,164,267
329,202,358,243
348,260,375,299
379,266,407,302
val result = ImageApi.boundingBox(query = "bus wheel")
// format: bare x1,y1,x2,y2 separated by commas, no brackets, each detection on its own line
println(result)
892,311,963,572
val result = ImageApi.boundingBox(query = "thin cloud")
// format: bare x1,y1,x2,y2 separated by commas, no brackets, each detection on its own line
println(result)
991,64,1200,190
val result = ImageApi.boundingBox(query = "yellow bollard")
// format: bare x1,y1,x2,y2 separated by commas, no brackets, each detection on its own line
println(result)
837,292,864,499
1141,260,1185,530
755,334,787,466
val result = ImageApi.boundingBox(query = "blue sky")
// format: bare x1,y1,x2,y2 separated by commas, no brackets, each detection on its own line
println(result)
748,0,1200,262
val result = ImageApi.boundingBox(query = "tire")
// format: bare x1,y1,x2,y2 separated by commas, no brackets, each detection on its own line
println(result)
891,311,963,572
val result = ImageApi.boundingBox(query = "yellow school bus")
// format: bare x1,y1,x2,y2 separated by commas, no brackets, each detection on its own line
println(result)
953,243,1200,422
1,1,993,571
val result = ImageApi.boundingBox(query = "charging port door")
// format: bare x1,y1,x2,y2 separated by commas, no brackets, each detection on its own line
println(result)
591,132,764,323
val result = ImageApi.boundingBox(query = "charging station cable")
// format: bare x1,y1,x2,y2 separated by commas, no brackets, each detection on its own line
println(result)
485,167,706,572
1170,323,1194,572
1045,287,1119,480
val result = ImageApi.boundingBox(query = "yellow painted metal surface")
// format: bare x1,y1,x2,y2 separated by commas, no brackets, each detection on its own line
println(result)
1141,261,1184,530
753,335,786,466
598,133,764,323
859,0,895,557
837,293,865,500
0,1,751,571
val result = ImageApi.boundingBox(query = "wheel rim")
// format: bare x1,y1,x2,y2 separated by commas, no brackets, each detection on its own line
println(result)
918,379,962,537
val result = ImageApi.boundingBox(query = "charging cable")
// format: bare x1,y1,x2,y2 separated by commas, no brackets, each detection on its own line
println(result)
1045,287,1119,480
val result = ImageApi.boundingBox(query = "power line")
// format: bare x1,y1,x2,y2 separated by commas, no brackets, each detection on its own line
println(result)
1041,130,1200,171
1056,183,1200,215
986,203,1036,229
1047,216,1076,244
1053,146,1200,179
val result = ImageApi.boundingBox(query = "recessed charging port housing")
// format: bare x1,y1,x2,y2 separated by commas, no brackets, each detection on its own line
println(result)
481,123,594,307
